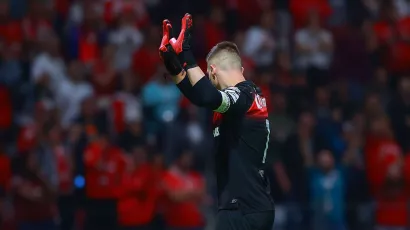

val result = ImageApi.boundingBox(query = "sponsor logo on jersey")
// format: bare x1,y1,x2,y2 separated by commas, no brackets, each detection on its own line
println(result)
213,127,220,137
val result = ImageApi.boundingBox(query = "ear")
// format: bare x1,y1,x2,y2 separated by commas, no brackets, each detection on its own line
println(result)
241,67,244,74
210,64,217,75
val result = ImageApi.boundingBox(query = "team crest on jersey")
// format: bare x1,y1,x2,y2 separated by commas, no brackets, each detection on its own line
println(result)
246,94,268,119
255,94,267,109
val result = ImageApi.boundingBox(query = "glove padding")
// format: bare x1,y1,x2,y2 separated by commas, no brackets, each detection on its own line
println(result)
159,20,184,76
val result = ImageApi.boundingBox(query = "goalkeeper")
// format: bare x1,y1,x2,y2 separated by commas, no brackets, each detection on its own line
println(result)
159,14,275,230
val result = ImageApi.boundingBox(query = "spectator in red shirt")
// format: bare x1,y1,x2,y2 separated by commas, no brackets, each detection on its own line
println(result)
91,44,120,97
365,115,402,196
162,149,206,230
104,0,149,28
0,1,23,47
77,23,103,66
132,25,162,84
290,0,332,29
83,133,127,230
233,0,272,28
0,86,12,132
0,143,10,226
375,163,408,229
373,4,410,74
17,102,52,154
54,0,69,19
12,153,57,230
117,145,161,230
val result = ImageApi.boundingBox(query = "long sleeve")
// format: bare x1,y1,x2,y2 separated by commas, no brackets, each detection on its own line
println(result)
176,76,199,105
177,76,253,114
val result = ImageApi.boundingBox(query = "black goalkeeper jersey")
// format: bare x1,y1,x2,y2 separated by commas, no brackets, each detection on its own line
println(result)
212,80,274,213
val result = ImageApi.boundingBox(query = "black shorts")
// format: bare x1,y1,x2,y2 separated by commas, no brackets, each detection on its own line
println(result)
215,210,275,230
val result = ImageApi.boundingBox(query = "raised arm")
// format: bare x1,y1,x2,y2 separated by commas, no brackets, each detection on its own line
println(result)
164,14,205,86
158,17,221,110
159,14,248,113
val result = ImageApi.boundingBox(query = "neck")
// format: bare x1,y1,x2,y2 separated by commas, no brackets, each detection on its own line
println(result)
219,71,246,89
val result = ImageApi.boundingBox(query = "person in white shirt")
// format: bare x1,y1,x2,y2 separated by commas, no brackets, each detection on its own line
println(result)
243,10,277,67
113,71,142,127
295,10,334,71
109,11,144,71
31,35,67,95
56,61,94,129
393,0,410,18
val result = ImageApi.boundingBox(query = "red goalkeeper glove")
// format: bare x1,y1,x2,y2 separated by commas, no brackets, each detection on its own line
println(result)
168,13,197,70
159,20,184,76
159,13,197,75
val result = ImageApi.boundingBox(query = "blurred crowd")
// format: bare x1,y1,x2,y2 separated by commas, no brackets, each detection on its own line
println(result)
0,0,410,230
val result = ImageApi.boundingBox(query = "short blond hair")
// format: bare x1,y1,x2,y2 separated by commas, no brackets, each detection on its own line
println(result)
206,41,242,71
